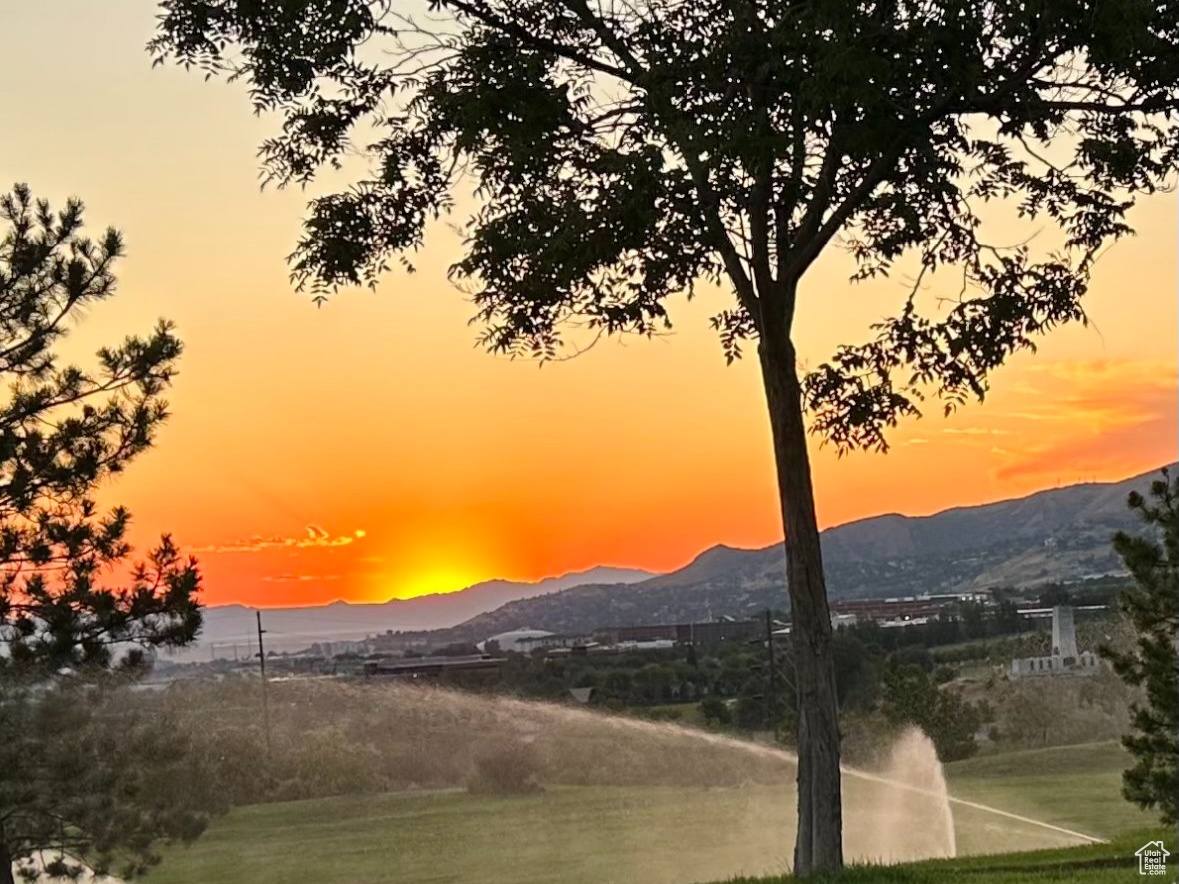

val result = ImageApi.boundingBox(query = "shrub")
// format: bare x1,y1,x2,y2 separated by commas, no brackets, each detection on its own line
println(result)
699,696,732,726
466,740,544,796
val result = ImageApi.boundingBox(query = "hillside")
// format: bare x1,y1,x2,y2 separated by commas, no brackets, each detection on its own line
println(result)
447,464,1172,641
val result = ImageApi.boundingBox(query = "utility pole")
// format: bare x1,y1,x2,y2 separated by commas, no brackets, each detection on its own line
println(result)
765,609,779,741
256,611,272,755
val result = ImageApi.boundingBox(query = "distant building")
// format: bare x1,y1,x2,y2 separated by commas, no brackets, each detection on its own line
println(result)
1010,652,1103,678
1010,605,1104,678
479,629,556,653
773,610,859,637
362,654,501,680
602,619,766,647
879,615,933,629
606,623,679,643
596,593,994,648
616,639,677,651
828,595,960,623
318,639,371,657
514,633,593,652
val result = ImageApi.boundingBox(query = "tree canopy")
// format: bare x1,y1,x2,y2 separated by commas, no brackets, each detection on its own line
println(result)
151,0,1179,450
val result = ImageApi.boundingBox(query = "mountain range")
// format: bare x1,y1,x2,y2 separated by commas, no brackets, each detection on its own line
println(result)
436,463,1173,642
183,463,1172,658
174,566,654,660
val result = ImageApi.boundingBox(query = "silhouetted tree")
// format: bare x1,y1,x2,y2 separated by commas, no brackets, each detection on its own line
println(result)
1038,584,1074,608
831,632,880,712
880,662,980,762
1100,469,1179,826
959,601,987,640
0,185,213,883
151,2,1179,871
995,599,1028,636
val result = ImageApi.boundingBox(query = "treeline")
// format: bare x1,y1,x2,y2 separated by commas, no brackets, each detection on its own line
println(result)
455,599,1096,763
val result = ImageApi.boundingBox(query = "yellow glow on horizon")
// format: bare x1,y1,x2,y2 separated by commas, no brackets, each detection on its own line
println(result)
389,568,485,601
369,530,507,603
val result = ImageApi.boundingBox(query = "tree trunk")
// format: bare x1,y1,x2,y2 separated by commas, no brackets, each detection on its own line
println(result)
757,328,844,876
0,817,15,884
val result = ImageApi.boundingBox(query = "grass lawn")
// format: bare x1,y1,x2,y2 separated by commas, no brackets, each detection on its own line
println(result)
945,741,1157,843
147,786,799,884
723,829,1176,884
145,741,1166,884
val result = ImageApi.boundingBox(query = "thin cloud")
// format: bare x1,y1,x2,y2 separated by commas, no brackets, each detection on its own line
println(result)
943,427,1012,436
986,358,1178,482
262,574,343,583
993,416,1175,482
987,359,1176,432
194,526,367,554
1023,358,1176,382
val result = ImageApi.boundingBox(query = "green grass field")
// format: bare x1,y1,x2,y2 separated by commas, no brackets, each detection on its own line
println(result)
945,741,1157,842
147,786,800,884
144,741,1170,884
725,830,1176,884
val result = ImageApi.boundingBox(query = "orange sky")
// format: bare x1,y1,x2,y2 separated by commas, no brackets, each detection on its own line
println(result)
1,2,1176,608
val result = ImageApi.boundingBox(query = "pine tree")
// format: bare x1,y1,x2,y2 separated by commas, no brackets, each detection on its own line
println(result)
1101,468,1179,826
0,184,218,883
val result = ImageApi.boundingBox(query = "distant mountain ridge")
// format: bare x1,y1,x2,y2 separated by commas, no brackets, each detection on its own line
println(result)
181,464,1173,658
181,566,654,660
442,464,1174,641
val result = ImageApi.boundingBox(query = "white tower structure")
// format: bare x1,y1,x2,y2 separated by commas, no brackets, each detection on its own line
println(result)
1051,605,1079,660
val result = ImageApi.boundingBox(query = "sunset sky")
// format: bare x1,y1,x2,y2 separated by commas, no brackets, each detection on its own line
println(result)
1,3,1175,609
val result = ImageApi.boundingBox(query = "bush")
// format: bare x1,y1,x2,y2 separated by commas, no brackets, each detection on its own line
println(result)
734,695,767,730
933,665,956,684
466,740,544,796
699,696,732,726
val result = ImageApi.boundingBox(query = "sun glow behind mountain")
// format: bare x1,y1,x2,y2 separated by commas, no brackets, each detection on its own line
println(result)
391,568,487,601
